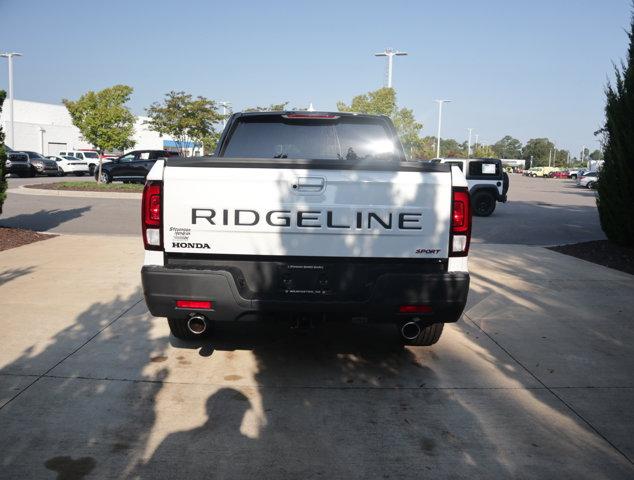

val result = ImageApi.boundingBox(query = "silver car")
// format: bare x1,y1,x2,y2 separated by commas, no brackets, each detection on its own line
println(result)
577,171,598,189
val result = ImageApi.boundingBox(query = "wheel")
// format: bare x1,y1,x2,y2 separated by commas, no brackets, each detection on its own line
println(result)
89,164,96,175
28,167,36,177
168,317,211,340
472,190,497,217
58,168,66,177
98,170,112,183
570,174,577,179
586,181,596,189
401,323,444,346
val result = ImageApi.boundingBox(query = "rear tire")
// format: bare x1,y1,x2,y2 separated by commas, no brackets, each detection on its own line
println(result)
402,323,444,346
472,190,497,217
587,181,596,189
168,317,211,340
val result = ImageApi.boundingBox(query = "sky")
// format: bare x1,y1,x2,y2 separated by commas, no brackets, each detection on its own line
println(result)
0,0,631,154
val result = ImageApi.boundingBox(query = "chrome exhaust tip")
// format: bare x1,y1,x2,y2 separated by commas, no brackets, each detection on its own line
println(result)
401,321,421,340
187,314,208,335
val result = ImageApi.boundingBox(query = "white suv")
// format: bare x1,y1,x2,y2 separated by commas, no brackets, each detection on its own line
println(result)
59,150,110,175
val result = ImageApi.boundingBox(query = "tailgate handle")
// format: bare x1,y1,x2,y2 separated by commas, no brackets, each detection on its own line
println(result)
295,177,325,192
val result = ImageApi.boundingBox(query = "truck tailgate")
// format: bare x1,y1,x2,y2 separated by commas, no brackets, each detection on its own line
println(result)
162,164,451,259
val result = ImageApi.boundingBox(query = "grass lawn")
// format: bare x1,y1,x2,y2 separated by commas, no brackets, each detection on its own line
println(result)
25,181,144,192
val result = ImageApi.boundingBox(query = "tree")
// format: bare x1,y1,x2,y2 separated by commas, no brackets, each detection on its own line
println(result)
146,91,223,157
589,149,604,160
441,138,468,158
244,102,289,112
522,138,554,166
63,85,136,182
0,90,7,214
597,11,634,246
474,144,496,158
337,87,423,156
492,135,523,158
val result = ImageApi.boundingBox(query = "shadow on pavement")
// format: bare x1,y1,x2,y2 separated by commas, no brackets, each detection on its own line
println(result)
0,206,91,232
0,265,35,286
0,287,167,479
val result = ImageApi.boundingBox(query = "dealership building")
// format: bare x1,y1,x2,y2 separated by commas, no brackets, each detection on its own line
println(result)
0,99,202,156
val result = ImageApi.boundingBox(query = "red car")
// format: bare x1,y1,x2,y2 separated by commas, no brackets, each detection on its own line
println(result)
549,170,569,178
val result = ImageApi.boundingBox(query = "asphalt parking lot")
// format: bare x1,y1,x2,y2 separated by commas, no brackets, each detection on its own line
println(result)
1,173,631,479
1,174,606,245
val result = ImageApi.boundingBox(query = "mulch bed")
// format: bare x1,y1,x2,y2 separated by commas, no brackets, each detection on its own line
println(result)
548,240,634,276
0,227,55,252
24,182,143,192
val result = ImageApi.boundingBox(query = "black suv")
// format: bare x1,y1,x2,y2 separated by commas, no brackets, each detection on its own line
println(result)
95,150,179,183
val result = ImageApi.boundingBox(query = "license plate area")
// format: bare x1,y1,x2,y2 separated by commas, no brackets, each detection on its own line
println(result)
280,264,332,295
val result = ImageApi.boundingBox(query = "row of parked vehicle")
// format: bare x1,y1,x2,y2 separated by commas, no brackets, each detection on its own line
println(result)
4,148,179,180
521,166,599,188
523,166,589,179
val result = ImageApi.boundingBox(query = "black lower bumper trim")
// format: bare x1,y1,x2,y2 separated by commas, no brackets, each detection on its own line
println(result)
141,265,469,324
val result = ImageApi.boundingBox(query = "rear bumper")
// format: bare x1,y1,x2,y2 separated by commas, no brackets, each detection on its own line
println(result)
141,265,470,324
496,193,507,202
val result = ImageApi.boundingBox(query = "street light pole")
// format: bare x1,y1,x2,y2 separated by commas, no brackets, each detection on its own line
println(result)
219,101,231,128
374,48,408,88
467,128,473,157
434,100,451,158
0,52,22,149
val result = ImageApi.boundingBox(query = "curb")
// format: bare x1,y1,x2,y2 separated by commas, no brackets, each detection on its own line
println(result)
8,185,141,200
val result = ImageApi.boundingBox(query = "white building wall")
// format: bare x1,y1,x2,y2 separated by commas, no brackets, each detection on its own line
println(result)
0,99,175,155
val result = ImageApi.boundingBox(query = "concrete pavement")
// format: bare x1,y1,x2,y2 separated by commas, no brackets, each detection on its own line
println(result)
0,235,632,478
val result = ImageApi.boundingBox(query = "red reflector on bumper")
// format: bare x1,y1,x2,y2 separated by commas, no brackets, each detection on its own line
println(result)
399,305,433,314
176,300,213,309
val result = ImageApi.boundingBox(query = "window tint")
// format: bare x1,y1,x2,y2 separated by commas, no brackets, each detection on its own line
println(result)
119,154,135,162
83,152,98,158
468,161,500,177
222,116,397,160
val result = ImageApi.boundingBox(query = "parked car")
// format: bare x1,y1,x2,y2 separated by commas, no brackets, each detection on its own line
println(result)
96,150,180,183
59,150,108,175
21,151,59,176
47,155,90,176
577,171,599,189
549,169,569,179
5,152,32,177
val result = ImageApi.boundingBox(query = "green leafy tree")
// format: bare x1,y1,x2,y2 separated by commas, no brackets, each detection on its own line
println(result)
522,137,555,166
474,144,497,158
0,90,7,214
589,149,604,160
492,135,523,158
244,102,289,112
414,136,438,160
441,138,468,158
597,11,634,246
146,91,223,157
63,85,136,181
337,87,423,157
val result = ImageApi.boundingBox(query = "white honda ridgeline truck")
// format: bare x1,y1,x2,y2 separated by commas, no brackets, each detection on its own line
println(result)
141,111,471,346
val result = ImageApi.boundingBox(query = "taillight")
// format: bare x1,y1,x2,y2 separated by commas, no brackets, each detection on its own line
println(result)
450,187,471,256
142,181,162,250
